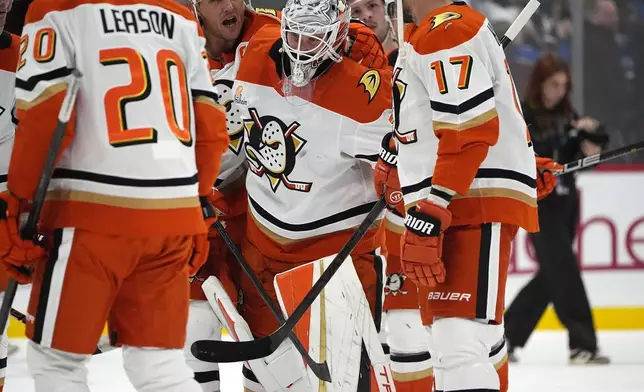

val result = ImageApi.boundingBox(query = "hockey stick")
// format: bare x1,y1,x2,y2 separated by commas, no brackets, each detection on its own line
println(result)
0,70,82,337
554,139,644,176
207,220,332,382
192,0,540,365
191,197,387,362
500,0,541,49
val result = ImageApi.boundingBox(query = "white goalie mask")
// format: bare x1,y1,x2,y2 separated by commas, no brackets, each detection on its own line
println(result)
281,0,350,88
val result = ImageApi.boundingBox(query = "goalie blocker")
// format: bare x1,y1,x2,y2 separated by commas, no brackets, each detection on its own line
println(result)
200,254,395,392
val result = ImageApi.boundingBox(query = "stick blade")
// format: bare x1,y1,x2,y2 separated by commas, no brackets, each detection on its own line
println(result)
191,336,277,363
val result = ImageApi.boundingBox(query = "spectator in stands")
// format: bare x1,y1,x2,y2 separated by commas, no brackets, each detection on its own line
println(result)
504,53,610,365
584,0,634,140
347,0,397,53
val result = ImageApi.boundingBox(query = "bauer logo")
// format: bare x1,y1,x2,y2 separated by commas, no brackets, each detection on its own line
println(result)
428,292,472,301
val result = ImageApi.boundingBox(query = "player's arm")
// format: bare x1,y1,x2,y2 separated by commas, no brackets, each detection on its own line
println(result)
340,68,394,168
189,25,230,197
8,2,77,200
419,33,500,207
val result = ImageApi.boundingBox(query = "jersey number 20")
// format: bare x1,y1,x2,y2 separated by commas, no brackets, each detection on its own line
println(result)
100,47,192,148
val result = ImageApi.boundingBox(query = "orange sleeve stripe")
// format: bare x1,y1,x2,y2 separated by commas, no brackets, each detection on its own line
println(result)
9,88,76,199
432,115,500,195
0,33,20,73
194,100,230,196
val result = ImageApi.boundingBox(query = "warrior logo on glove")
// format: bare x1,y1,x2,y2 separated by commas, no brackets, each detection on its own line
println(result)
244,107,312,192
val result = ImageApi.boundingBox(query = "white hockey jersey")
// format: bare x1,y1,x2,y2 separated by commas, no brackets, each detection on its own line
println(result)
10,0,228,235
0,32,19,192
208,8,280,191
394,2,538,231
232,24,392,260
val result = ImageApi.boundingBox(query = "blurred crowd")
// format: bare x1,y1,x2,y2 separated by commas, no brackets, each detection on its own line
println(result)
468,0,644,161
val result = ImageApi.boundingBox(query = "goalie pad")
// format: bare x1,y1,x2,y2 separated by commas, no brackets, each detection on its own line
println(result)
201,276,312,392
274,255,396,392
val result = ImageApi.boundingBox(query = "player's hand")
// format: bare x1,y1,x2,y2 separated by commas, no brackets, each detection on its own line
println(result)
0,193,47,284
400,200,452,287
200,196,218,230
535,157,563,200
346,20,387,69
374,133,404,212
189,234,209,276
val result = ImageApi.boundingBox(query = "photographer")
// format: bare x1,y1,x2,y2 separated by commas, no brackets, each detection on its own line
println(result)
504,53,610,364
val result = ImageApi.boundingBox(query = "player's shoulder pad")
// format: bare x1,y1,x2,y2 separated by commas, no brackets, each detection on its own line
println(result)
411,3,486,56
350,63,392,105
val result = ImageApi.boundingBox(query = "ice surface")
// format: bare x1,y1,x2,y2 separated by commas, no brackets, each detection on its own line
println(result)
4,331,644,391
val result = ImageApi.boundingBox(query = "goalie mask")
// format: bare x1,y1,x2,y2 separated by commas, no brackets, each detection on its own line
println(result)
0,0,13,34
281,0,350,89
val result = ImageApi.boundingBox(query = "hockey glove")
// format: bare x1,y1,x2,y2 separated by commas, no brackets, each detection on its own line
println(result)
400,200,452,287
346,20,387,69
189,196,219,275
374,133,404,212
535,157,563,200
0,193,47,284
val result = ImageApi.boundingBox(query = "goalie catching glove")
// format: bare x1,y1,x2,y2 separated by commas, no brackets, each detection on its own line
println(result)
535,157,563,200
0,192,47,284
401,199,452,287
345,19,387,69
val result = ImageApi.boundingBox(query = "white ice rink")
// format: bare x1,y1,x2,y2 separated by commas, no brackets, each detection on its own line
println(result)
4,331,644,391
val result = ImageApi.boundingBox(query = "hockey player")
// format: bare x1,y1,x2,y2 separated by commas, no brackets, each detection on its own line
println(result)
184,1,390,390
348,0,398,53
0,2,18,388
0,0,229,391
379,1,559,391
195,0,393,389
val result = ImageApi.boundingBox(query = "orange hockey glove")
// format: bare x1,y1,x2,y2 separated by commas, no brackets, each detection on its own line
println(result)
400,200,452,287
535,157,563,200
346,20,387,69
0,193,47,284
189,196,219,275
374,133,404,211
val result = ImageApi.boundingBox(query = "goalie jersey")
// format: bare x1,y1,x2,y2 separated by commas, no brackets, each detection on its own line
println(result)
232,24,392,261
394,2,539,232
9,0,228,235
0,32,19,192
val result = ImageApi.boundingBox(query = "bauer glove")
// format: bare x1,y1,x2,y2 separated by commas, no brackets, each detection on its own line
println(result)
400,199,452,287
0,192,47,284
535,157,563,200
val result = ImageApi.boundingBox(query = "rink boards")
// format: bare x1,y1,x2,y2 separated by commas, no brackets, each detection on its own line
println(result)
6,166,644,338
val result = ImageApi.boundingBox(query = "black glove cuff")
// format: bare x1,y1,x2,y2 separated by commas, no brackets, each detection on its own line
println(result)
404,206,442,237
379,132,398,167
200,196,216,220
